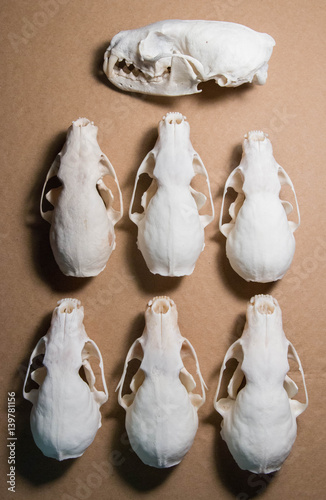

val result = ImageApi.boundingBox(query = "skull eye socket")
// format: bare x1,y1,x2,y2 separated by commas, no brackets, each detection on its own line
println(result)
41,173,63,215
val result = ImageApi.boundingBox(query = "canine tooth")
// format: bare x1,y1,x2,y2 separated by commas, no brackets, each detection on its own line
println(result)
106,54,118,77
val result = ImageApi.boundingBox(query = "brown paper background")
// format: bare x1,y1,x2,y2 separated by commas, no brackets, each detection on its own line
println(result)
1,1,325,499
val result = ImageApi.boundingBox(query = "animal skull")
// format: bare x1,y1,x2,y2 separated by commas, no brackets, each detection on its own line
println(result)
219,131,300,282
104,20,275,96
40,118,123,277
23,299,108,460
214,295,308,474
129,112,214,276
117,296,206,468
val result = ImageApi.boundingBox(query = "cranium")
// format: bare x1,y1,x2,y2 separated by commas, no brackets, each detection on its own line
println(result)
214,295,308,474
104,20,275,96
40,118,123,277
117,296,206,468
23,299,108,460
129,112,214,276
219,131,300,282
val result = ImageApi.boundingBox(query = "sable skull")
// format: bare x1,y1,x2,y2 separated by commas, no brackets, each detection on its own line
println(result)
214,295,308,474
104,20,275,96
117,296,206,468
219,131,300,282
129,112,214,276
40,118,123,277
23,299,108,460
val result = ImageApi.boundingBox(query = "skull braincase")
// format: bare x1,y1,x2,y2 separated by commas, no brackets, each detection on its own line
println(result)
214,295,308,474
117,296,206,468
129,112,214,277
104,20,275,96
219,131,300,282
40,118,123,278
23,299,108,461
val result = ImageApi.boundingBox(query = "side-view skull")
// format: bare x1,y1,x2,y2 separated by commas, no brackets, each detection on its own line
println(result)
219,131,300,282
40,118,123,277
129,112,214,276
117,296,206,468
23,299,108,460
104,20,275,96
214,295,308,474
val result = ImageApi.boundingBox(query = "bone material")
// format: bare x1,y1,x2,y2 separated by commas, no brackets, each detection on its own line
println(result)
40,118,123,277
104,20,275,96
23,299,108,460
219,131,300,282
214,295,308,474
129,112,214,276
117,296,206,468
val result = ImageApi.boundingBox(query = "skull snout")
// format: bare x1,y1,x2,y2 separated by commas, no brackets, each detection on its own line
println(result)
245,130,268,142
58,298,81,315
243,130,272,154
250,294,276,315
148,296,174,315
163,112,185,126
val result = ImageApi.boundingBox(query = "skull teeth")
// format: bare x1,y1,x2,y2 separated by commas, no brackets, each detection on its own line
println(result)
114,58,148,80
112,58,171,82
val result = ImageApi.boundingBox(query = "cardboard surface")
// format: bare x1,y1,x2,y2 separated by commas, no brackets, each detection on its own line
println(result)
1,1,325,498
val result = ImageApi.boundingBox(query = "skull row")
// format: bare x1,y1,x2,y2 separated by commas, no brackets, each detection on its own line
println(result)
24,296,307,473
41,114,300,282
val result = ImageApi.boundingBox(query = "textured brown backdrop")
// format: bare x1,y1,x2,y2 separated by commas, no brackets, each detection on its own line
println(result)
1,1,325,499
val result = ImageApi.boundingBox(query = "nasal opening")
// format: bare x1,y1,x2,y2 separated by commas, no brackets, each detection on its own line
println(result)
257,302,275,315
149,296,171,315
73,117,93,128
58,298,81,314
245,130,267,142
250,295,275,315
163,112,185,125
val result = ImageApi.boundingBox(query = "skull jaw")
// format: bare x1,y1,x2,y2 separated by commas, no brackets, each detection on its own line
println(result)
107,72,200,96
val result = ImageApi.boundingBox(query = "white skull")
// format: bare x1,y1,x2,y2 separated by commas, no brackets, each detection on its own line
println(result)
23,299,108,460
117,296,206,468
129,112,214,276
214,295,308,474
40,118,123,277
219,131,300,282
104,20,275,96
